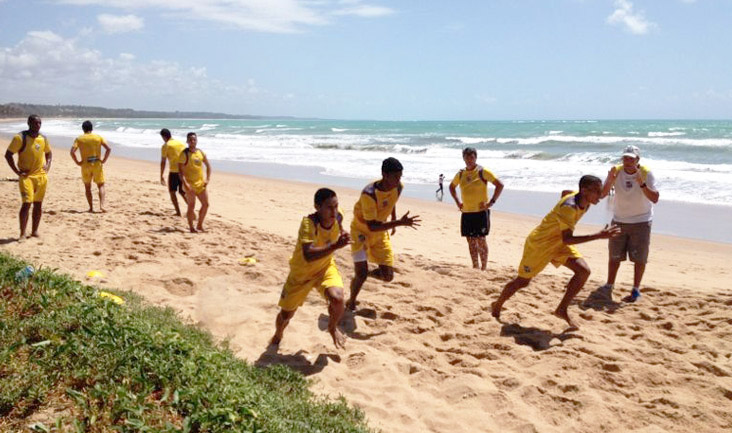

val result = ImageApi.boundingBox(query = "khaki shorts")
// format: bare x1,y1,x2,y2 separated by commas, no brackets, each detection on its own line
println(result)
609,220,651,264
278,262,343,311
19,173,48,203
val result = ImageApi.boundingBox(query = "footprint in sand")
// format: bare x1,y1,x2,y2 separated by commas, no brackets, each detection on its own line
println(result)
164,277,196,296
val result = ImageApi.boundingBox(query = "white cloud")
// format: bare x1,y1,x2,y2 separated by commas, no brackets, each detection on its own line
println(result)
97,14,144,34
0,31,259,108
55,0,393,33
606,0,656,35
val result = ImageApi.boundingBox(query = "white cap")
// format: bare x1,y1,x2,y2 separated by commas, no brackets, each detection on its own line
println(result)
622,145,640,158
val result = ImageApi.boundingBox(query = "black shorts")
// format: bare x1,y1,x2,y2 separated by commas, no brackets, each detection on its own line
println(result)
168,172,183,193
461,210,490,237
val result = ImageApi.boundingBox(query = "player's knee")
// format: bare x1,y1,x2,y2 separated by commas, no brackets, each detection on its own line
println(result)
326,287,344,304
576,264,591,280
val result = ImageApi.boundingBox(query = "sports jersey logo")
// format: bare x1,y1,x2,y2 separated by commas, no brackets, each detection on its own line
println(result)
625,181,633,189
194,159,202,165
35,144,41,150
466,175,473,182
523,265,531,273
382,200,388,207
358,234,366,242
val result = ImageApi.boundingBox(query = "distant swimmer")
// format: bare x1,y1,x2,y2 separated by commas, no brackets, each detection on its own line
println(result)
491,175,620,330
70,120,111,213
271,188,351,349
600,145,659,303
347,157,421,311
159,128,186,216
178,132,211,233
449,147,504,270
4,115,53,239
436,173,445,201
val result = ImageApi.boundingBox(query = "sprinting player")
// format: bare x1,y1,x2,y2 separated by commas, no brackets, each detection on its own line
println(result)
435,173,445,201
159,128,186,216
177,132,211,233
347,157,421,311
600,145,659,302
271,188,351,349
491,175,620,330
449,147,504,270
70,120,111,212
4,115,53,239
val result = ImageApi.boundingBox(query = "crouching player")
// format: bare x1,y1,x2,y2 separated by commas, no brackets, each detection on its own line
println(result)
271,188,351,349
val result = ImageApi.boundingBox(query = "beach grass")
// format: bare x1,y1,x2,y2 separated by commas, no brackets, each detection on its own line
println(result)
0,253,372,433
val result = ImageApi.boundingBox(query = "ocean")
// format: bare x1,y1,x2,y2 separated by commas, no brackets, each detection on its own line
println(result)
2,118,730,241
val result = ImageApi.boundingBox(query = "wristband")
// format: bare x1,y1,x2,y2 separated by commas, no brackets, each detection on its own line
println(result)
640,183,647,189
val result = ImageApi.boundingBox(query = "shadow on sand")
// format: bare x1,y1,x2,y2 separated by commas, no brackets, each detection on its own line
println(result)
500,323,583,351
254,345,341,376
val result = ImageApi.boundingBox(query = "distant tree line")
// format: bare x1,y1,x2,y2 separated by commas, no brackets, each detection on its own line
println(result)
0,102,300,120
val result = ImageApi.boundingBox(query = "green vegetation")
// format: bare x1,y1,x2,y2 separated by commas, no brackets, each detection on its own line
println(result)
0,103,302,120
0,253,372,433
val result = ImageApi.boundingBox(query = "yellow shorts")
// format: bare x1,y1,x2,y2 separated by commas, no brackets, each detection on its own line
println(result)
81,162,105,184
350,226,394,267
278,262,343,311
19,174,48,203
517,239,582,279
187,180,206,195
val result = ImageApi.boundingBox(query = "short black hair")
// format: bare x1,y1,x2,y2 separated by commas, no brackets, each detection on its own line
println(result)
82,120,93,132
186,132,197,140
27,114,40,124
381,157,403,173
314,188,337,206
160,128,171,139
579,175,602,189
462,147,477,157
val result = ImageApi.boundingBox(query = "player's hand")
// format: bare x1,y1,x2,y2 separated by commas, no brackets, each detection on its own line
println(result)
391,227,396,236
608,166,618,181
457,202,463,210
633,172,643,185
398,211,421,229
334,232,351,248
18,169,28,177
599,224,621,239
160,177,166,186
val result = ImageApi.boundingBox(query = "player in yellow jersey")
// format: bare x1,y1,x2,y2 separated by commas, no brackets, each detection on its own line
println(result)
347,157,421,311
271,188,351,349
4,115,53,239
159,128,186,216
177,132,211,233
70,121,111,213
491,175,620,330
449,147,504,270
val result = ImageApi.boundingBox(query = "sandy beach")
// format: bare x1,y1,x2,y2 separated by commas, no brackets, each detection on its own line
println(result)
2,132,731,432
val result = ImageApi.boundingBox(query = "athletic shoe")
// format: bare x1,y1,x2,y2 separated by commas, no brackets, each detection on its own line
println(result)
629,287,641,302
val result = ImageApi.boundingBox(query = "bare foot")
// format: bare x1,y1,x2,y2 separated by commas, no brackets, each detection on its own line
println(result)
330,328,347,349
490,301,501,321
553,308,579,331
100,208,107,213
30,232,40,238
346,300,356,311
88,208,94,213
189,227,197,233
196,226,205,232
175,212,182,217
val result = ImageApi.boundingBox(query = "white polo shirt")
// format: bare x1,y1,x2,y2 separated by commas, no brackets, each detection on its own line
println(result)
612,168,656,224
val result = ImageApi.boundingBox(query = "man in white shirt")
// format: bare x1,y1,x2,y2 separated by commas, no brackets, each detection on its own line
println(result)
601,145,660,302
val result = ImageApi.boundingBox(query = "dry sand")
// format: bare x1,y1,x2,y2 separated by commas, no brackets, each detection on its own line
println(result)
1,141,731,432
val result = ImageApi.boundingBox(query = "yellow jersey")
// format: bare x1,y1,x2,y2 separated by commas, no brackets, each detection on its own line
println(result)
352,181,403,233
450,165,497,212
161,139,185,173
179,149,206,184
289,211,344,280
526,192,588,248
72,133,106,163
7,132,51,176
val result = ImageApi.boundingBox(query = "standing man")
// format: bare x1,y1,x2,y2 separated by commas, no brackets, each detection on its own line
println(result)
159,128,186,216
601,145,659,302
449,147,504,270
70,120,111,212
4,114,53,239
178,132,211,233
347,157,421,311
435,173,445,201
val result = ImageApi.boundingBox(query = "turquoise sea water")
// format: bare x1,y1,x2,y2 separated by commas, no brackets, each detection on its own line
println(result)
3,118,732,206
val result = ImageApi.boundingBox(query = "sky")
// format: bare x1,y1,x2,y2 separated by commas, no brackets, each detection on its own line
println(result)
0,0,730,120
